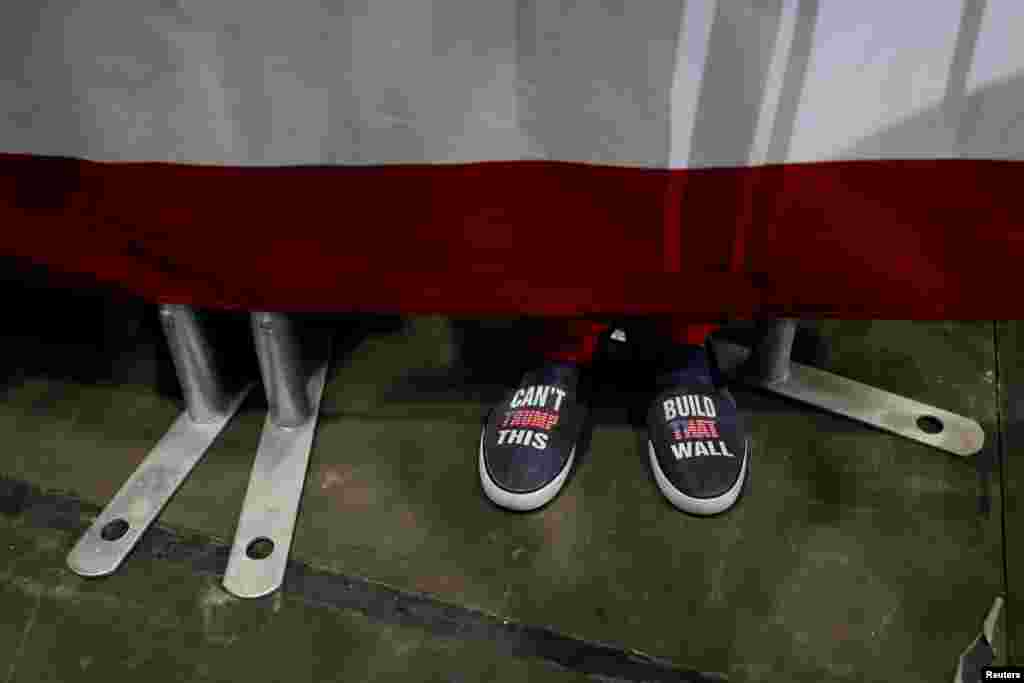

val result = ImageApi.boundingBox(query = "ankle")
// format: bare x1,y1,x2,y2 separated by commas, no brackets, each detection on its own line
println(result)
656,343,713,388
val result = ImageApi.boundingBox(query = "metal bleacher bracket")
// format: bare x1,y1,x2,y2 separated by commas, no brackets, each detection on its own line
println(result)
68,305,253,577
221,312,332,599
710,320,984,458
68,305,334,599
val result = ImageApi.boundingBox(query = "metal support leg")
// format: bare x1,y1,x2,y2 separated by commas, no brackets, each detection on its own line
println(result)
164,304,235,423
223,312,332,599
712,320,985,457
744,319,798,384
68,305,252,577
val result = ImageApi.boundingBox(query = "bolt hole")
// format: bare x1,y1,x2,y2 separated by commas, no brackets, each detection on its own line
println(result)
100,519,130,541
246,537,274,559
917,415,944,434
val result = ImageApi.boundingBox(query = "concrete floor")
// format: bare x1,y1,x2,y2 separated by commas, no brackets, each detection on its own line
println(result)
0,284,1015,682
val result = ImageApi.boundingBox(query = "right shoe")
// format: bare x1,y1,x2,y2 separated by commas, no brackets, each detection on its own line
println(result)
478,362,587,511
646,343,750,516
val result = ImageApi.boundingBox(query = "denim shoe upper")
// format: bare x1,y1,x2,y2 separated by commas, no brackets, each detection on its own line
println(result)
482,363,586,493
648,351,747,500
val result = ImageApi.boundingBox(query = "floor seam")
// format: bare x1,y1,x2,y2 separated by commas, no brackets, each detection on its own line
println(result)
994,320,1012,663
0,477,725,683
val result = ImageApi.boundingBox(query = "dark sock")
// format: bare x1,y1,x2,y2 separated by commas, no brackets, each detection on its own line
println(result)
529,360,581,389
657,344,713,389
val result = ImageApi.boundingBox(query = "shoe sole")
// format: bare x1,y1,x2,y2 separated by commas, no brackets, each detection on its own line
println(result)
479,427,576,512
647,438,749,516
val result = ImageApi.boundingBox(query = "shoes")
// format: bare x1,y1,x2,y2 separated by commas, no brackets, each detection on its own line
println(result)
478,344,750,515
646,344,750,515
478,362,587,511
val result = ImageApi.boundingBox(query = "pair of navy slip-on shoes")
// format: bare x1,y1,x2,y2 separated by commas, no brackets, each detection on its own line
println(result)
479,346,749,515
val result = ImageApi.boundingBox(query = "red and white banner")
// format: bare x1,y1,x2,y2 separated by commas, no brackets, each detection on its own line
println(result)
1,0,1021,317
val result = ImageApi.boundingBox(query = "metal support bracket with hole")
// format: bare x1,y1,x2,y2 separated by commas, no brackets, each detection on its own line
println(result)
222,313,333,599
710,320,985,457
68,305,253,577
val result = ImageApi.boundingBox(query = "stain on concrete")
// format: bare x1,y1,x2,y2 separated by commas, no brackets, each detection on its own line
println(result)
532,488,591,586
770,526,902,676
198,579,241,646
322,464,381,507
11,574,120,611
318,464,355,491
706,523,745,608
399,508,418,530
4,583,41,683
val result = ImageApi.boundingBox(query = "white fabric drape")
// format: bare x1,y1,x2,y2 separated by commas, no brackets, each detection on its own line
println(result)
1,0,1021,166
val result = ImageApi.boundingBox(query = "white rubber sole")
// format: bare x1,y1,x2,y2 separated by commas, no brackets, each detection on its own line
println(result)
647,438,749,516
479,429,576,512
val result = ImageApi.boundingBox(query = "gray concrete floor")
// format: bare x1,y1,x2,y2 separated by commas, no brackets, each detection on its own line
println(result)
0,290,1015,682
0,515,594,683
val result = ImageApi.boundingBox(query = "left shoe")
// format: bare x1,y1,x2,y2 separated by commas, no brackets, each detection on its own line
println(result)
478,362,589,512
646,344,750,516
